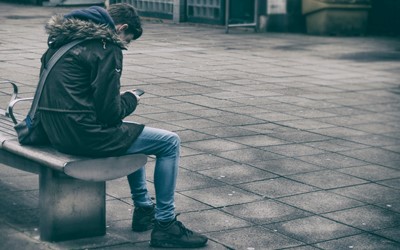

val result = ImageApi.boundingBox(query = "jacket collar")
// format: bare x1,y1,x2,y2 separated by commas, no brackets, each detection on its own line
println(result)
45,14,126,49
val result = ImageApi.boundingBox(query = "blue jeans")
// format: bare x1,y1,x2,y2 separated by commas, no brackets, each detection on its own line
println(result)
126,126,180,222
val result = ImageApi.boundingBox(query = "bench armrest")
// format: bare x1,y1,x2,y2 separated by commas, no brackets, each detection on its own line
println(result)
0,80,33,125
8,97,33,125
1,80,18,114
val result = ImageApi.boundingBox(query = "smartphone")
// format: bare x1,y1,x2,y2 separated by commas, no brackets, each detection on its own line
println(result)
134,89,145,96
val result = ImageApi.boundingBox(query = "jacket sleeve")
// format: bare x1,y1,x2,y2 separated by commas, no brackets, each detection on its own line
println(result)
90,43,138,126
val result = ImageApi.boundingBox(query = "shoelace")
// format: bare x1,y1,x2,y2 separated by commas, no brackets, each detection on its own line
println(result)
176,221,194,236
174,214,194,236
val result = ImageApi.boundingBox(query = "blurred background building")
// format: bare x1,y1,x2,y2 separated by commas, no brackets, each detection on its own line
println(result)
3,0,399,36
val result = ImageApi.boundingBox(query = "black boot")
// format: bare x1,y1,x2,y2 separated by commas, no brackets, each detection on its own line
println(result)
150,215,208,248
131,204,155,232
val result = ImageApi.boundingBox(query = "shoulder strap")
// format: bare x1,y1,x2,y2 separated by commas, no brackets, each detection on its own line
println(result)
28,39,86,119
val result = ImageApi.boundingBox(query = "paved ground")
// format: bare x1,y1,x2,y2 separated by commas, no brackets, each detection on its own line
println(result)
0,2,400,250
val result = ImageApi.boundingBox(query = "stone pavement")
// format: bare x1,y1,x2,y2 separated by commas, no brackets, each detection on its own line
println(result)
1,2,400,249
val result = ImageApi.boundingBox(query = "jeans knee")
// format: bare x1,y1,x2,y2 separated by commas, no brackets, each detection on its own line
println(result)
159,132,180,157
167,132,180,150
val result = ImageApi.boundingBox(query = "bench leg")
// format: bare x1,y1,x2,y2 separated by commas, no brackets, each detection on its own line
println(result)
39,167,106,241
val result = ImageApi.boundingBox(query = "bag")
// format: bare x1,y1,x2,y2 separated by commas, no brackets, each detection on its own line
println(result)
13,39,85,145
14,114,49,145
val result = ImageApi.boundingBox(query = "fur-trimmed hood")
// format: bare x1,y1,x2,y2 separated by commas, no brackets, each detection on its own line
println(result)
45,7,126,49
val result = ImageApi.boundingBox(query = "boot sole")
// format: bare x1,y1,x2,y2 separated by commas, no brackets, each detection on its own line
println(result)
150,239,208,248
132,223,154,232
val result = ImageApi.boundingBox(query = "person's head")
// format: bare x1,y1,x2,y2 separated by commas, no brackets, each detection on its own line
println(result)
107,3,142,44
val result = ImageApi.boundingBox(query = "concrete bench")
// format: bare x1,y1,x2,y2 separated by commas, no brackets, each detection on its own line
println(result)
0,80,147,242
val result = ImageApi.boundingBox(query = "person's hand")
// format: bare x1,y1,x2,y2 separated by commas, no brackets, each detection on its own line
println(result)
124,90,141,103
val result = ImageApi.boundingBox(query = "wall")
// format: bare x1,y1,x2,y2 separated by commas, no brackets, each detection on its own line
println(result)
368,0,400,35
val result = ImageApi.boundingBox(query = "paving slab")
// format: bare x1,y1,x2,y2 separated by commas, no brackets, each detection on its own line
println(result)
323,205,400,231
266,216,361,244
278,190,365,214
239,177,318,198
314,233,400,250
209,226,303,249
221,200,311,225
288,170,368,189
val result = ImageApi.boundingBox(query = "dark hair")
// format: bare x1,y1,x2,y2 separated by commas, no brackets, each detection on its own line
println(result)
107,3,142,40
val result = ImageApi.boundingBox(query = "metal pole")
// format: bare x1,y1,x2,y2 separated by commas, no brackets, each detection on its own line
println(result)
225,0,230,33
254,0,259,32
